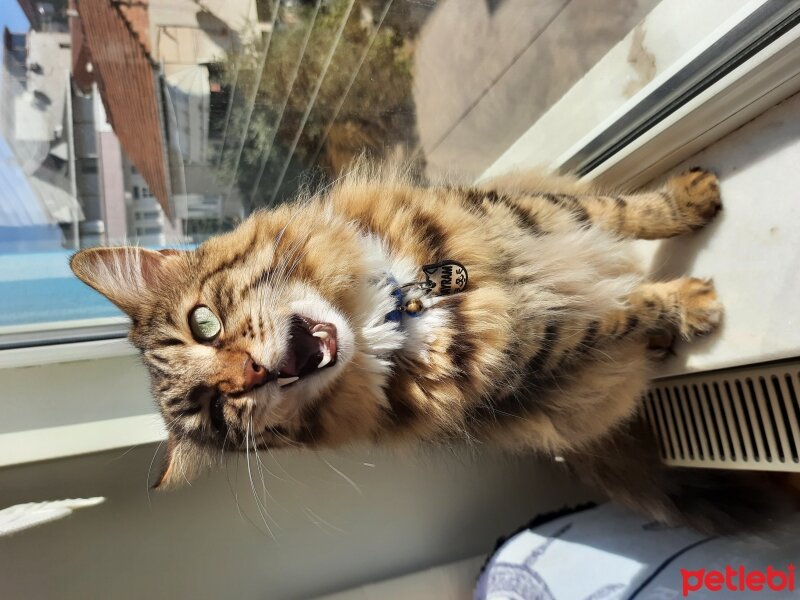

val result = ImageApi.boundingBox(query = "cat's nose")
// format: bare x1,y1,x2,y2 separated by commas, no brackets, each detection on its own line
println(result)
244,356,274,391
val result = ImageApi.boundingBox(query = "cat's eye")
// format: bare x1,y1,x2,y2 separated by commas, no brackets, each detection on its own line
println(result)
189,306,221,341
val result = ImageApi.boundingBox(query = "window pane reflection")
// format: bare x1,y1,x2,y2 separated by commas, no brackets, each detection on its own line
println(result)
0,0,663,330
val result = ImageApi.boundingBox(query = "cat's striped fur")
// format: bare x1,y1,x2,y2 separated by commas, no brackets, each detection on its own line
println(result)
71,165,794,533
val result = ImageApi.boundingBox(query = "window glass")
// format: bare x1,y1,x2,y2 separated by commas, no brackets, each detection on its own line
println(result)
1,0,677,336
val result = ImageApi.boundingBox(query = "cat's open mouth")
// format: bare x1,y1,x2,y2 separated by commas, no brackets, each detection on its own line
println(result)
277,315,338,387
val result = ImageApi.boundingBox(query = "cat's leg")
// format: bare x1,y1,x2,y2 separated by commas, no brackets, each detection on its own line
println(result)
517,278,721,378
481,168,593,198
477,168,721,239
577,168,722,239
591,278,723,346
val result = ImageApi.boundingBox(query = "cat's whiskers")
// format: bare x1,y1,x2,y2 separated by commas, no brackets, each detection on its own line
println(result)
264,230,313,308
247,229,310,351
161,413,185,436
238,221,298,342
250,426,284,517
252,439,288,483
245,418,278,539
224,452,247,527
270,196,311,260
303,506,346,534
319,455,362,496
145,438,167,505
265,222,307,288
229,445,276,536
265,444,304,484
240,228,318,437
262,426,300,449
261,430,303,450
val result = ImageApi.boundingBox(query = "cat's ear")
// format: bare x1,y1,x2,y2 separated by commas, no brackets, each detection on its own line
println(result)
152,434,213,490
70,247,184,316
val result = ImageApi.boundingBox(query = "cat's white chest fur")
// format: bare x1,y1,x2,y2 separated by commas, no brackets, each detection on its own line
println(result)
357,234,451,364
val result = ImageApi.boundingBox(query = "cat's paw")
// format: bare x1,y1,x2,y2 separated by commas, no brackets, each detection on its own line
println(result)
677,277,723,339
665,168,722,231
646,330,675,361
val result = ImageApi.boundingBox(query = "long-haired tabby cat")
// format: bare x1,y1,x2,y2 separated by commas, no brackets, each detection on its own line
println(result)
71,165,793,534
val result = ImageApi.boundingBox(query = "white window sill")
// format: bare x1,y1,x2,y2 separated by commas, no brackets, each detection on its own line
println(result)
0,414,165,468
0,338,135,370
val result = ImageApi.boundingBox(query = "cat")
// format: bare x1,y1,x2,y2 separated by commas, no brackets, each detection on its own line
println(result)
71,164,793,533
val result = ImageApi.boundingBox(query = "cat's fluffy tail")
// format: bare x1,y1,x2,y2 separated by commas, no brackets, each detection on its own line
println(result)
566,419,798,535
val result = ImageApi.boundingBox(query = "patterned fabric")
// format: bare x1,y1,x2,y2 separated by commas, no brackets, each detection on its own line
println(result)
476,503,800,600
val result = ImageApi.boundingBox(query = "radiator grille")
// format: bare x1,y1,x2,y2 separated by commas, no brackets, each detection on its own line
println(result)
643,361,800,471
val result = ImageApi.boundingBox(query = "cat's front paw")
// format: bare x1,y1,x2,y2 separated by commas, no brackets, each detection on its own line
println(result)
646,330,675,361
665,168,722,231
677,277,723,339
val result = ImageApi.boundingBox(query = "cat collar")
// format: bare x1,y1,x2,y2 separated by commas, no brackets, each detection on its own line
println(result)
384,260,468,325
384,276,431,323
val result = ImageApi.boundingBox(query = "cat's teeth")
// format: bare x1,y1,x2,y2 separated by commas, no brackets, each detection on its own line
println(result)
312,330,329,340
277,376,299,387
318,346,331,369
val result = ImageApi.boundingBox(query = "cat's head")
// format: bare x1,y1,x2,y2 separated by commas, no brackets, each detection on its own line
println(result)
71,203,399,488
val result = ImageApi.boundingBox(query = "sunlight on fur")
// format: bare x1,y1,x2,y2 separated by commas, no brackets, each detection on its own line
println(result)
70,162,794,534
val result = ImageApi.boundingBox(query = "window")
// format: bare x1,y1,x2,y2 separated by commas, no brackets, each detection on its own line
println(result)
80,158,98,174
1,0,798,349
135,226,162,235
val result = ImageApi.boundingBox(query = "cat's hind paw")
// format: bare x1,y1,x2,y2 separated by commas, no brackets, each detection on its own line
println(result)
665,168,722,231
677,277,723,339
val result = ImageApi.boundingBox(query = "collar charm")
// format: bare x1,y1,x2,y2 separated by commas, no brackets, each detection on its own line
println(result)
421,260,468,295
384,260,468,325
404,297,425,316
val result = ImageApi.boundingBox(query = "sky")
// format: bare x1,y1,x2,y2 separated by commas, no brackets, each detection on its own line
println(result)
1,2,30,33
0,4,47,236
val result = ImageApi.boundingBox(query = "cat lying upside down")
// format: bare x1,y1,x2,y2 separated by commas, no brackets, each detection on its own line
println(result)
71,165,793,534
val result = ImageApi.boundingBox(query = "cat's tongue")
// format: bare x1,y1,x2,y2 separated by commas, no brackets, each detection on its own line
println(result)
278,317,337,382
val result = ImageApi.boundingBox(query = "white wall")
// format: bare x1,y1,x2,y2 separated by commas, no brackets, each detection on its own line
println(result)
0,443,591,599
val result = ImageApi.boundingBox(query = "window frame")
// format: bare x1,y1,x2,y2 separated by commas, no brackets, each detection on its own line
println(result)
480,0,800,184
563,0,800,178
